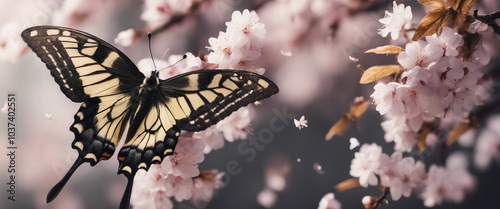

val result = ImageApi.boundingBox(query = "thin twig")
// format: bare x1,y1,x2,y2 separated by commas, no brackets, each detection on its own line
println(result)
372,187,390,209
474,9,500,36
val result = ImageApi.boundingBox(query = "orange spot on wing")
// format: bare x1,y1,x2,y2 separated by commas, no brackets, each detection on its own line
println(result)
118,156,125,162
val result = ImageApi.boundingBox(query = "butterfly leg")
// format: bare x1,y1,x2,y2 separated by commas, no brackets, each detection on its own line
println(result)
117,126,180,209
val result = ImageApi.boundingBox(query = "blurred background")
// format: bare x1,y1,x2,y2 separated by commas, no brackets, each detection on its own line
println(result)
1,0,500,209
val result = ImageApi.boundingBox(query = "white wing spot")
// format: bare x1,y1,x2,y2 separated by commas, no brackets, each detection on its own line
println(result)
46,29,60,35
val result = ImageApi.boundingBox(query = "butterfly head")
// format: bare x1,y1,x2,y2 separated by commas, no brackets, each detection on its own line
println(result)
141,70,160,93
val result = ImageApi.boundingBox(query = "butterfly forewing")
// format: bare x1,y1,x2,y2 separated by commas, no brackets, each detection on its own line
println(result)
21,26,144,102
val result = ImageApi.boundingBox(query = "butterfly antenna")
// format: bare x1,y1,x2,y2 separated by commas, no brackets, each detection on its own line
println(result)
147,32,157,71
157,54,187,72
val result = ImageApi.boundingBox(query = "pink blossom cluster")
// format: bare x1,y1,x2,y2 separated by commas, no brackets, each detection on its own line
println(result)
129,121,230,208
141,0,194,30
260,0,347,47
0,0,109,62
371,25,490,152
350,143,474,206
207,9,266,73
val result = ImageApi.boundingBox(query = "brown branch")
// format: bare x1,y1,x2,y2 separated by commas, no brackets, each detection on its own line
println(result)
372,187,390,209
474,9,500,36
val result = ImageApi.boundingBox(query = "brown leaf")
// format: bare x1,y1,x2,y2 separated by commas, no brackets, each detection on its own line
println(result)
447,117,479,146
459,0,477,14
360,65,400,84
417,128,431,152
418,0,445,9
412,8,448,41
335,178,361,192
350,100,370,118
437,13,454,36
365,45,405,54
325,116,351,141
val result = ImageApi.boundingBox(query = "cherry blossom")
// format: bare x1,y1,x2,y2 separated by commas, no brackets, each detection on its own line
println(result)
215,107,252,142
397,40,436,70
318,193,342,209
0,22,27,62
114,28,139,47
130,165,173,209
425,27,464,57
475,115,500,169
52,0,109,26
137,52,201,79
350,143,383,187
162,135,205,178
191,170,224,207
378,1,413,40
226,9,266,52
207,31,246,68
386,156,426,200
194,127,225,154
141,0,193,29
207,9,266,72
467,20,489,34
164,174,194,202
421,153,475,207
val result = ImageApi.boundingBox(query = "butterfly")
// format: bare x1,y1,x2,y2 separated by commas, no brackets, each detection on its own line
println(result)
21,25,278,209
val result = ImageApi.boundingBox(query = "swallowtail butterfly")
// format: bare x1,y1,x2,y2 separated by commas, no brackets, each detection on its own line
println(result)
21,25,278,209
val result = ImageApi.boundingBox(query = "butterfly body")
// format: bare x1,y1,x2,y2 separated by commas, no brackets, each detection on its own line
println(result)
22,26,278,209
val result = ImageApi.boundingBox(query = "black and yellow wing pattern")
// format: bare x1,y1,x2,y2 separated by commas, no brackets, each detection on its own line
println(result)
21,25,278,209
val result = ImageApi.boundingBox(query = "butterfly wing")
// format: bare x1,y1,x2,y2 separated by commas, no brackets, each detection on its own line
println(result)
117,70,279,176
160,70,279,131
21,26,143,202
115,70,278,209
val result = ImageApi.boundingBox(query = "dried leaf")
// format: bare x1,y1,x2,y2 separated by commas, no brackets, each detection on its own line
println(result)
350,100,370,118
360,65,400,84
335,178,361,192
447,117,479,146
461,33,480,59
446,0,459,8
437,13,454,36
417,128,431,152
325,116,351,141
412,8,448,41
418,0,445,9
459,0,477,14
365,45,405,54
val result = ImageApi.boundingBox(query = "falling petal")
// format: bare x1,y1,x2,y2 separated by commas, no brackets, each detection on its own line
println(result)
349,137,360,150
1,101,9,113
314,162,325,174
45,113,55,120
280,50,293,56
